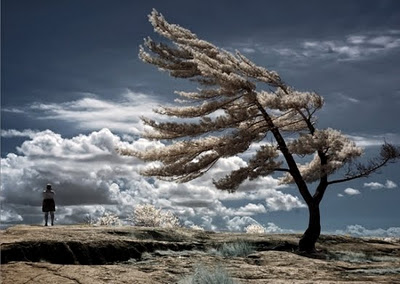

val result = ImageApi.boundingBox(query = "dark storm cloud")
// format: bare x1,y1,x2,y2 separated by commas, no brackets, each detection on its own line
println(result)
2,0,399,138
2,0,399,104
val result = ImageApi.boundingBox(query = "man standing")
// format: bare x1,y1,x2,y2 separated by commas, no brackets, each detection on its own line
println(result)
42,184,55,226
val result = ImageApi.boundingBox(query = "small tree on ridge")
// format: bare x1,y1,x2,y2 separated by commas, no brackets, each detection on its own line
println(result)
121,10,400,252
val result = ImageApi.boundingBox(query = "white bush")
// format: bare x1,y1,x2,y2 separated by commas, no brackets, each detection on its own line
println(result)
131,204,161,227
160,210,181,228
245,224,266,234
190,225,205,231
96,211,121,226
131,204,180,228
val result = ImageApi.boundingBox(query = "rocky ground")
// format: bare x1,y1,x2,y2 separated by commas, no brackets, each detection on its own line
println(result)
1,225,400,283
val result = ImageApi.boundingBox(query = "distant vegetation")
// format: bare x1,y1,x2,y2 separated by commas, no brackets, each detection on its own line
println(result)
82,204,206,230
245,224,266,234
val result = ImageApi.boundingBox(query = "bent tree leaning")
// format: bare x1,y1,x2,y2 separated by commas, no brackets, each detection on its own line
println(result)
120,10,400,252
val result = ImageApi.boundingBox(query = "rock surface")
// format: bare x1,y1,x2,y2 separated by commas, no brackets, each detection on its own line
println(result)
1,225,400,283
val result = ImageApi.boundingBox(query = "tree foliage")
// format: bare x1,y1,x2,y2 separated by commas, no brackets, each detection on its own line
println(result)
121,9,399,192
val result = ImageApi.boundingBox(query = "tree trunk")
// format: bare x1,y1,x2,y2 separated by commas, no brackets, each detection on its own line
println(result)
298,202,321,253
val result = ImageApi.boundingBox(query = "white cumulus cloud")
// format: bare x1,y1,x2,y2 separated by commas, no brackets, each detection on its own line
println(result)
1,128,305,229
364,182,384,189
224,216,259,232
385,180,398,189
264,222,295,234
1,208,23,223
265,191,306,211
344,188,361,195
1,128,152,223
364,180,398,190
335,224,400,238
236,203,267,216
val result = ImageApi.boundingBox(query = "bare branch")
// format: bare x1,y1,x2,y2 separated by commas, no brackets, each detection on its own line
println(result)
328,143,400,185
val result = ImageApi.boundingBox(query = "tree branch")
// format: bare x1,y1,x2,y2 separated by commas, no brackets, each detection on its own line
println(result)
328,143,400,185
251,93,314,205
291,104,331,205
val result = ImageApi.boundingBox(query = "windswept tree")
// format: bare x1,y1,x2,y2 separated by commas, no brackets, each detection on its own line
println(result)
121,10,400,252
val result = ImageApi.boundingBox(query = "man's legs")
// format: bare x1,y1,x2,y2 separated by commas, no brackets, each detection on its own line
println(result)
50,211,55,226
44,212,49,226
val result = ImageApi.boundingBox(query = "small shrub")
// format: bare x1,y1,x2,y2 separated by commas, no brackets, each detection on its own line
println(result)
190,225,205,231
96,211,121,226
160,210,180,228
130,204,161,227
130,204,180,228
245,224,265,234
179,265,238,284
217,241,255,257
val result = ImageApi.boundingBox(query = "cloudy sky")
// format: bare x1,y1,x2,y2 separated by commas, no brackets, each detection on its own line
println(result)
1,0,400,236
